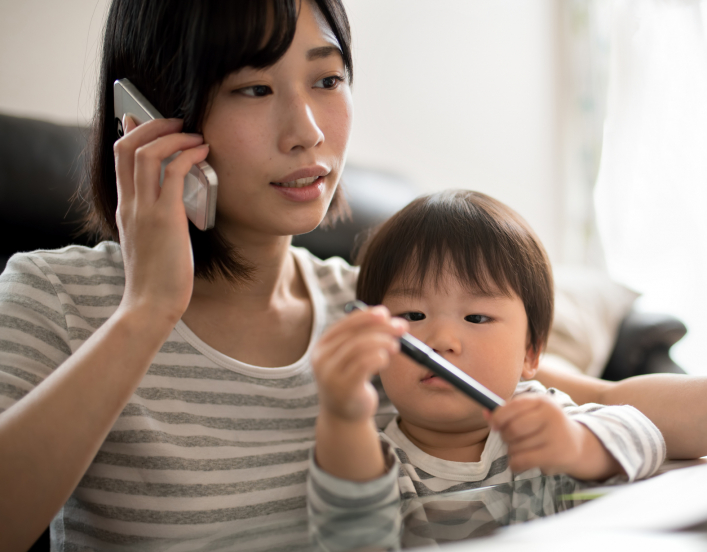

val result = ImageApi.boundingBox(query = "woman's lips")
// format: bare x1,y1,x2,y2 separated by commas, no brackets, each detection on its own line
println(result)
270,176,325,202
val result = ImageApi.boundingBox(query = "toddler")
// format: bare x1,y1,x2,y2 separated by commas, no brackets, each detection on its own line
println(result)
308,190,664,511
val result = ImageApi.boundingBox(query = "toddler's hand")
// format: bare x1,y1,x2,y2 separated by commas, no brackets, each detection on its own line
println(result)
312,306,408,422
486,394,622,481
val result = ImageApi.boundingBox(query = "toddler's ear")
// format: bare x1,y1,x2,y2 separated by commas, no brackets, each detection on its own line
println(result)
521,345,541,380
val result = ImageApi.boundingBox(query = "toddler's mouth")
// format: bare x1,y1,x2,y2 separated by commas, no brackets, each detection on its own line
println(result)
419,371,456,390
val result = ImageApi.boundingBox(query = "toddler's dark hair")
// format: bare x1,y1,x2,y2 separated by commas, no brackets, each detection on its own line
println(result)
355,189,553,352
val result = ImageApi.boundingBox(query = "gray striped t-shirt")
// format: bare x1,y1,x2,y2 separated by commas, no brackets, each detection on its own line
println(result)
0,242,392,551
308,380,666,547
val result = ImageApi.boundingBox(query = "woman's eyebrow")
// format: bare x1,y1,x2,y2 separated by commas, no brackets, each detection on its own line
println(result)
307,45,342,61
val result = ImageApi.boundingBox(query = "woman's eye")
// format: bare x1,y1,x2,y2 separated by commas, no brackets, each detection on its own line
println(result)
400,312,425,322
465,314,490,324
238,85,272,97
314,75,343,89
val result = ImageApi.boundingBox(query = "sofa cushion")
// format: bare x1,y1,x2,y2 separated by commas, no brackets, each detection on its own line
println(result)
546,266,640,377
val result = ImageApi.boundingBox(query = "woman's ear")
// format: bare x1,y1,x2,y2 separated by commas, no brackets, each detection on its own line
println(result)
521,344,541,380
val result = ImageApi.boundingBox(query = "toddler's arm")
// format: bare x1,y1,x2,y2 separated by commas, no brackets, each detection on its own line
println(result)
535,365,707,460
486,394,622,481
486,391,666,481
311,307,407,481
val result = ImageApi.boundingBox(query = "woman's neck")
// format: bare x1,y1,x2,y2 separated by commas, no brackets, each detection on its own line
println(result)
398,418,491,463
191,233,296,308
181,232,313,367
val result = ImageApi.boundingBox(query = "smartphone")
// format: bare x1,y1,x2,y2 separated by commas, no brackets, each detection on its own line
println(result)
113,78,217,231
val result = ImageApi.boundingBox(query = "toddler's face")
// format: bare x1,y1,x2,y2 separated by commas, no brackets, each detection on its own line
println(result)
380,269,539,433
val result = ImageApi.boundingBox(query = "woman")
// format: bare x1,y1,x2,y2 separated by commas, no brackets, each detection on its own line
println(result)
0,0,705,550
0,0,367,549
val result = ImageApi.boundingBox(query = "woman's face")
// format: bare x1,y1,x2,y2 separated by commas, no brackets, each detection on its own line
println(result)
202,0,353,242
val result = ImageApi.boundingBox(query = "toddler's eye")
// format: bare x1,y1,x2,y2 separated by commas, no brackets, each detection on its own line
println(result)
238,85,272,97
465,314,490,324
400,312,425,322
314,75,344,89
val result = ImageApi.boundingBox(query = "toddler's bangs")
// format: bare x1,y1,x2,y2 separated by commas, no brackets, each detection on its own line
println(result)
355,189,554,351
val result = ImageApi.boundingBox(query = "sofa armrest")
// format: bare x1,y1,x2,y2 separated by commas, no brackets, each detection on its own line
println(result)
601,310,687,381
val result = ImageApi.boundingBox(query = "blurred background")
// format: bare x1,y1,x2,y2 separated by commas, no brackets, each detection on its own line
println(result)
1,0,706,376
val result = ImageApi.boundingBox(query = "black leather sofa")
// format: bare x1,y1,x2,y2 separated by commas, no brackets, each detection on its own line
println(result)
0,112,686,552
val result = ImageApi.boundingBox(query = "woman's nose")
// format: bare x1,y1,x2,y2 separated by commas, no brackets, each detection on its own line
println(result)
277,90,324,153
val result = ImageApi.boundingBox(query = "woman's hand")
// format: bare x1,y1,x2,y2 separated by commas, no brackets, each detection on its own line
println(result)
0,117,211,550
312,306,407,422
113,116,210,324
486,394,622,481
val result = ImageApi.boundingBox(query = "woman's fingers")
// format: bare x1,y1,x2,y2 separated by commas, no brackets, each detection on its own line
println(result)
159,144,210,206
114,117,183,201
132,132,205,206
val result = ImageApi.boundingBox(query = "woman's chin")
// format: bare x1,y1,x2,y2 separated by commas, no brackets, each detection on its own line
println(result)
214,210,329,242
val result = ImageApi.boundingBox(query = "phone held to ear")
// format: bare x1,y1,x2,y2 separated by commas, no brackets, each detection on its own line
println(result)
113,78,218,231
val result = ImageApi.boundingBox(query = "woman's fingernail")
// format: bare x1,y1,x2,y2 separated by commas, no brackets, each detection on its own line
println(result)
185,133,203,139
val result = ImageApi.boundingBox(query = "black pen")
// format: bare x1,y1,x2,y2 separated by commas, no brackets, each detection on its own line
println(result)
344,300,506,411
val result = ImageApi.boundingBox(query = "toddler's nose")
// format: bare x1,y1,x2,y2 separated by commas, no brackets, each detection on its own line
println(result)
427,323,462,356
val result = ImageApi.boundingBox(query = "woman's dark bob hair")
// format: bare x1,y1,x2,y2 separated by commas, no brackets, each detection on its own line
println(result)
85,0,352,281
355,190,554,353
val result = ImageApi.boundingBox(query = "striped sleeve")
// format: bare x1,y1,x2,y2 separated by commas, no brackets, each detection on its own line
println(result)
568,403,666,481
529,382,666,481
0,252,74,412
307,443,401,549
517,382,666,481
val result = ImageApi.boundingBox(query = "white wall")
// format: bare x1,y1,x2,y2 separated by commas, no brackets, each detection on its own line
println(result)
345,0,561,261
0,0,110,125
0,0,562,261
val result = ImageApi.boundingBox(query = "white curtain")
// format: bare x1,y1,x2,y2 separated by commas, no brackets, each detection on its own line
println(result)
594,0,707,375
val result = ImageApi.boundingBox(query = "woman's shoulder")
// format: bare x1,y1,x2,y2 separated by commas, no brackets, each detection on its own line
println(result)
4,241,124,276
290,245,358,274
1,241,125,298
290,245,358,298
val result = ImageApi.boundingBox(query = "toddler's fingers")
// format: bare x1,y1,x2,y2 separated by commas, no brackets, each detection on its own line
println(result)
506,431,549,457
488,396,541,432
320,308,407,345
320,331,399,379
313,323,398,367
315,312,405,364
331,348,394,391
496,406,549,443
